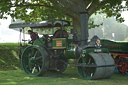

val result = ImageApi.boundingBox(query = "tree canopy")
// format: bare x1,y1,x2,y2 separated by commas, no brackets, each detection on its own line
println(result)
0,0,128,39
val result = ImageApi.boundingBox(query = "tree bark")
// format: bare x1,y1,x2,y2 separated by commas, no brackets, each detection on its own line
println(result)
72,17,81,40
72,14,89,41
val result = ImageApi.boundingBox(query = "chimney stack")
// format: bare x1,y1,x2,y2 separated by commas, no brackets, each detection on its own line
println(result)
80,12,88,46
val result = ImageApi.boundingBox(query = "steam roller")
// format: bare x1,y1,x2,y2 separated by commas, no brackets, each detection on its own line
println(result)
9,12,115,80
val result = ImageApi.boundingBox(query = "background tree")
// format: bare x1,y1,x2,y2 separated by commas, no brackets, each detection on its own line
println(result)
89,14,128,41
0,0,128,39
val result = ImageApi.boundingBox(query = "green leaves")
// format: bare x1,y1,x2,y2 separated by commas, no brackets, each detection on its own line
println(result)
0,0,127,27
0,0,11,19
98,0,126,23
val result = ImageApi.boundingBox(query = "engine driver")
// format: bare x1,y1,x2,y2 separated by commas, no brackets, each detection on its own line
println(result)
28,30,39,44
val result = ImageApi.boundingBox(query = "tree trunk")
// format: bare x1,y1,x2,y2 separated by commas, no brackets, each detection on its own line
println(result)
72,17,81,41
72,16,89,41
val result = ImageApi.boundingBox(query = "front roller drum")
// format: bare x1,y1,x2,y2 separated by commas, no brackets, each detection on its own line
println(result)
77,53,115,80
21,45,49,76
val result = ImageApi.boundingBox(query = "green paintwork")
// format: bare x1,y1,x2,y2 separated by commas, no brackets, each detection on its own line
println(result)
101,39,128,53
33,38,45,46
65,45,76,58
58,44,77,59
81,48,109,64
82,48,109,54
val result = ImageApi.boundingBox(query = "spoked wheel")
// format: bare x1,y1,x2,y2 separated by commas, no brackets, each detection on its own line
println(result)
21,45,49,76
56,58,68,73
117,57,128,75
77,53,115,80
77,55,95,80
50,58,68,73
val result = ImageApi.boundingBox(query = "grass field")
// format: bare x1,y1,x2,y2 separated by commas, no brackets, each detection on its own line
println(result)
0,43,20,70
0,43,128,85
0,67,128,85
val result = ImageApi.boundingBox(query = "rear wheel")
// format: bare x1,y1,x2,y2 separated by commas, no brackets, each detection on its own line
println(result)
50,58,68,73
56,58,68,73
21,45,49,76
117,57,128,75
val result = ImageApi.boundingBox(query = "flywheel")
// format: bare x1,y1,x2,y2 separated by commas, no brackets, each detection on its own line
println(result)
21,45,49,76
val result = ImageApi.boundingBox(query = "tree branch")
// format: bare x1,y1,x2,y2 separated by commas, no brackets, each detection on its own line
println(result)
70,0,87,12
11,3,52,8
56,0,79,13
88,1,106,17
49,0,79,18
84,0,92,9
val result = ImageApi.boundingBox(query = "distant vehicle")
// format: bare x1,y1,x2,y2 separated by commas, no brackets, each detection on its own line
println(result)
101,39,128,75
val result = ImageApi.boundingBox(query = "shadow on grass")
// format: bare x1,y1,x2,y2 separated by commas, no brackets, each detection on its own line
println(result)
43,67,80,79
0,68,128,85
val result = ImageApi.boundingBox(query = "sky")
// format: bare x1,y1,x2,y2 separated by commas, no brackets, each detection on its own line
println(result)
0,11,128,43
0,16,30,43
121,11,128,25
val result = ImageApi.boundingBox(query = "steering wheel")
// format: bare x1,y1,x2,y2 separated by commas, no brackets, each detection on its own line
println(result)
53,29,69,38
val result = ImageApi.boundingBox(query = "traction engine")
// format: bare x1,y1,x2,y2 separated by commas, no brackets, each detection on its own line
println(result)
101,39,128,75
9,12,115,80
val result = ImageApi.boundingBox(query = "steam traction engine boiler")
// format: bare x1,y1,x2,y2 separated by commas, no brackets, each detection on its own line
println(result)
9,12,115,80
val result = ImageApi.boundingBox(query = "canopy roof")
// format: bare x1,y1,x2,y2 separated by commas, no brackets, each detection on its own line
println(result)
9,20,70,29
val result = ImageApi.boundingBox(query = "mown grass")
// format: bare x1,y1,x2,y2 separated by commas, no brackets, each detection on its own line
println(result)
0,43,20,70
0,43,128,85
0,67,128,85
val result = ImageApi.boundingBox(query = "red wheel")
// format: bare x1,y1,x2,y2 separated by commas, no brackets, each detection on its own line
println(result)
114,55,120,64
117,57,128,75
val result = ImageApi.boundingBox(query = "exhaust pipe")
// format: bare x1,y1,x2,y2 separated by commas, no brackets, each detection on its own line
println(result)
76,12,88,57
80,12,88,46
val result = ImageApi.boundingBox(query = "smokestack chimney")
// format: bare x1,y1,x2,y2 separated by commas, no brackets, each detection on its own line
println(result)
80,12,88,46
